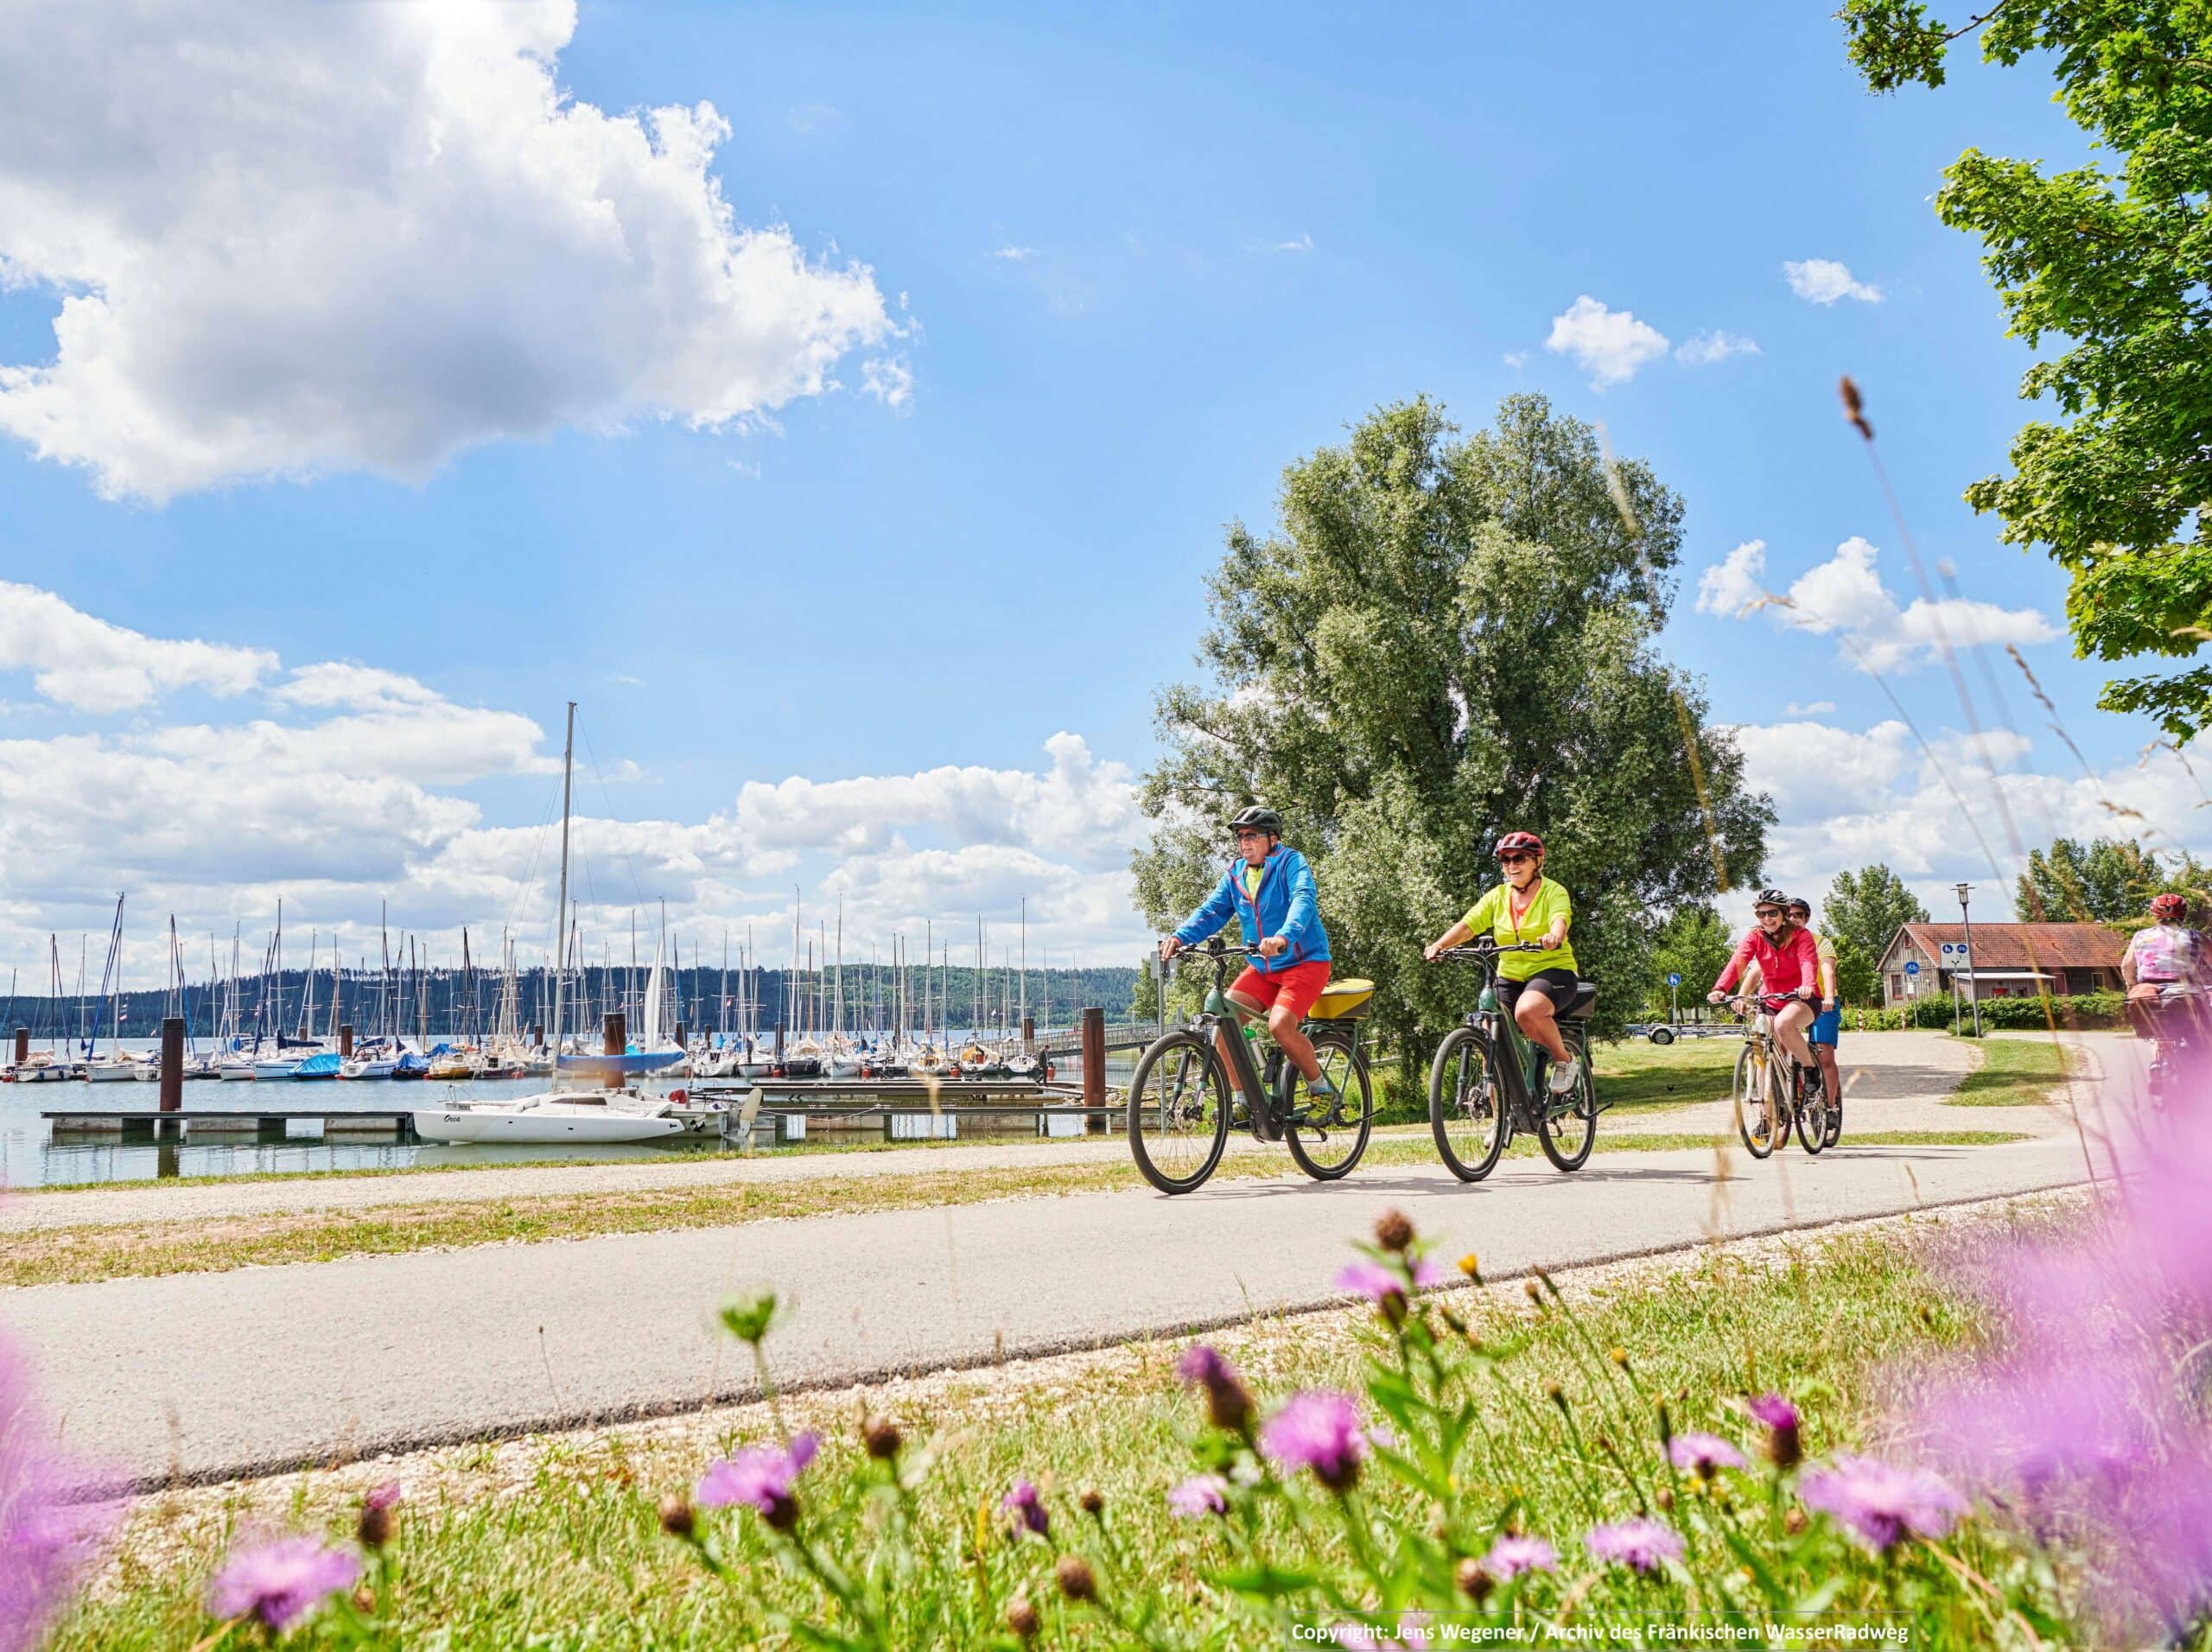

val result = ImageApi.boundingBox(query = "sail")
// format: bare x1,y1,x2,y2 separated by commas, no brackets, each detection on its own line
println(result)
642,930,666,1051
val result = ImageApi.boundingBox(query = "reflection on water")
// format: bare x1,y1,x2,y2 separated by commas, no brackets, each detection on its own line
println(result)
0,1075,734,1189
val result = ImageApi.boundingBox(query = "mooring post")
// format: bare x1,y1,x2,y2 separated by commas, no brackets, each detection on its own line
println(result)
1081,1006,1105,1132
604,1012,626,1056
11,1027,25,1070
338,1023,354,1059
159,1016,184,1118
1021,1015,1034,1046
774,1022,785,1059
531,1023,543,1049
674,1021,686,1052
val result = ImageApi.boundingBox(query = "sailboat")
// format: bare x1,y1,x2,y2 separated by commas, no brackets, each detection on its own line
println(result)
413,704,685,1146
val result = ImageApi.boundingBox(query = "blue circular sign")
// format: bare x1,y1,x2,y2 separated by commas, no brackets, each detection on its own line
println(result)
1904,961,1921,975
1666,972,1681,986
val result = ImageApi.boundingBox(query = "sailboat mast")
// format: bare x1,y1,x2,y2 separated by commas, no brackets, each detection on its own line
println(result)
549,702,575,1058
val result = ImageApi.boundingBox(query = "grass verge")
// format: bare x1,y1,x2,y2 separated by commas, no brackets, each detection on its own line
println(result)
5,1130,2024,1289
1946,1031,2083,1107
54,1193,2088,1649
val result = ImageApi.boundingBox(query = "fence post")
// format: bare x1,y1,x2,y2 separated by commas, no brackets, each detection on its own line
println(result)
1082,1007,1106,1132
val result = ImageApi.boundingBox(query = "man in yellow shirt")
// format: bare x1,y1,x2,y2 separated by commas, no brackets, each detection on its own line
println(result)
1786,897,1842,1141
1422,830,1582,1093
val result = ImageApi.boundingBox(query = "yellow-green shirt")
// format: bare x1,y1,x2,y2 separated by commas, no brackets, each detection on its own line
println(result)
1242,865,1262,899
1459,877,1577,982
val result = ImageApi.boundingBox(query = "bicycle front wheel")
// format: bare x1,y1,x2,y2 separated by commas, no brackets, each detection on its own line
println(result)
1732,1039,1777,1160
1126,1031,1232,1195
1283,1033,1373,1180
1795,1068,1831,1156
1538,1037,1597,1172
1429,1024,1507,1182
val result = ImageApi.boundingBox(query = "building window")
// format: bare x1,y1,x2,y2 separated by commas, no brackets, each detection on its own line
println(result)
1888,974,1901,999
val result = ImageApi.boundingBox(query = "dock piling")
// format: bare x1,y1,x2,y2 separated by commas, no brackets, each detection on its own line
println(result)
11,1027,24,1069
1081,1007,1105,1132
338,1023,354,1058
604,1013,626,1055
159,1017,184,1116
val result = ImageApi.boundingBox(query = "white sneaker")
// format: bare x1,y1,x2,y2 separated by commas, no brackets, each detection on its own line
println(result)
1548,1056,1580,1094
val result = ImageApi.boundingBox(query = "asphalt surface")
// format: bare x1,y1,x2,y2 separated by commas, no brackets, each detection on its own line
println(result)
10,1124,2113,1491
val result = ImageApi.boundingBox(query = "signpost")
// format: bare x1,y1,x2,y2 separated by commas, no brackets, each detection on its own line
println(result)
1903,959,1919,1002
1667,971,1681,1025
1936,942,1974,1033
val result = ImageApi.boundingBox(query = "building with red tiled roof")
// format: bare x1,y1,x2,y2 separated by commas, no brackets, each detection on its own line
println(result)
1876,922,2126,1007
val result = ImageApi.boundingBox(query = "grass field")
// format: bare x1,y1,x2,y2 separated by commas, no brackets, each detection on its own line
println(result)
1947,1032,2083,1108
48,1194,2086,1649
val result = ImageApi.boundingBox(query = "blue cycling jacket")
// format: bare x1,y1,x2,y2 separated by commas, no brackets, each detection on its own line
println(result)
1172,845,1332,973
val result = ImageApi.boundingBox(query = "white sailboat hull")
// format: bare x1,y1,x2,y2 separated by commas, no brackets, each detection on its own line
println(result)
85,1062,139,1083
411,1102,683,1145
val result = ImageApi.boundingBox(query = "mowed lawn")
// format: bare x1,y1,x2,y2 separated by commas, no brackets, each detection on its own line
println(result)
1589,1032,1742,1112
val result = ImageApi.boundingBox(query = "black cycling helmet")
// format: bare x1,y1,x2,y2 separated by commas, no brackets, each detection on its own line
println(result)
1785,897,1813,918
1753,889,1789,912
1228,804,1282,837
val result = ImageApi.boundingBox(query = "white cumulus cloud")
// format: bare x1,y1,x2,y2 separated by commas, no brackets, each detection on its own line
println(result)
1544,296,1669,388
1697,537,2057,674
0,581,276,713
1675,329,1760,365
1783,258,1883,305
0,0,896,502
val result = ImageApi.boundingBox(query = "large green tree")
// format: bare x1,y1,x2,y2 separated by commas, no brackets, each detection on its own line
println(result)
1842,2,2212,735
1646,906,1735,1019
1821,864,1930,988
1131,396,1771,1060
2015,833,2212,919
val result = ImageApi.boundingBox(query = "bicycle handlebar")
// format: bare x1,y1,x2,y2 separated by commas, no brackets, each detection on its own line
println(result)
1430,941,1546,962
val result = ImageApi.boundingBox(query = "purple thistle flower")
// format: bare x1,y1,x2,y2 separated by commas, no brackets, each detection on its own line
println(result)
1668,1432,1747,1477
1746,1393,1797,1433
1336,1261,1404,1302
207,1535,360,1633
696,1433,818,1532
1800,1456,1966,1553
1260,1391,1368,1491
1482,1534,1557,1580
1585,1517,1685,1573
1,1332,114,1650
1166,1474,1228,1519
1001,1478,1050,1539
1175,1344,1255,1433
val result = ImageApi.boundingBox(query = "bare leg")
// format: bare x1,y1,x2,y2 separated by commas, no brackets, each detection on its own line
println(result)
1814,1044,1841,1102
1514,992,1569,1064
1267,1004,1321,1083
1773,1001,1816,1070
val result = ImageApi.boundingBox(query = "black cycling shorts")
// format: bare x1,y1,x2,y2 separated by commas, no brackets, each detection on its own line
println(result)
1498,969,1580,1014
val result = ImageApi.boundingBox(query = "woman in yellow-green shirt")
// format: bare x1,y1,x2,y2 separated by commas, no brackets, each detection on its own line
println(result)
1422,830,1584,1095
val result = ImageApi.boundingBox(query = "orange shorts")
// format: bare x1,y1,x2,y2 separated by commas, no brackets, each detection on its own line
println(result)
1230,959,1333,1022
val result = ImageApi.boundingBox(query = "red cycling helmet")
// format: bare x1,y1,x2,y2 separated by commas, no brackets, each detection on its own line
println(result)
2152,892,2189,920
1493,831,1544,860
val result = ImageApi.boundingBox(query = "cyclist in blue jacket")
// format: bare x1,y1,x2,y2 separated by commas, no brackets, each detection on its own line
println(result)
1160,805,1336,1106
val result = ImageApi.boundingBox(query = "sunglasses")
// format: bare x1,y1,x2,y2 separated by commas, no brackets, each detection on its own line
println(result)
1498,853,1535,866
1755,906,1783,918
1234,830,1268,843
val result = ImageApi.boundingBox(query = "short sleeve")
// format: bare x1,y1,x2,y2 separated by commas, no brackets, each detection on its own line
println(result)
1459,886,1498,937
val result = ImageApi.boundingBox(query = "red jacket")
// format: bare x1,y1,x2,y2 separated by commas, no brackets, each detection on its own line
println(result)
1715,926,1819,996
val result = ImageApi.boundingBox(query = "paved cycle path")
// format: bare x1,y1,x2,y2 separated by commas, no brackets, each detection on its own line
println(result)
7,1118,2115,1491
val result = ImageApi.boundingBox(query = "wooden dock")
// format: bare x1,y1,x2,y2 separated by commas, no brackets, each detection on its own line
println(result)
43,1109,415,1138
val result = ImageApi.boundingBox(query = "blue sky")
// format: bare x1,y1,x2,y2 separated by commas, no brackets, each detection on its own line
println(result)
0,0,2182,975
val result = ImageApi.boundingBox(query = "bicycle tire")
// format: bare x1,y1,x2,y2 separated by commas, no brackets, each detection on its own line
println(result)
1429,1024,1507,1182
1125,1030,1232,1195
1282,1033,1374,1181
1537,1035,1598,1171
1796,1069,1831,1156
1732,1039,1777,1160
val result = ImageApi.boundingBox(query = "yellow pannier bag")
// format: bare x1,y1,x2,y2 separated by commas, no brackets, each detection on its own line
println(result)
1309,978,1375,1021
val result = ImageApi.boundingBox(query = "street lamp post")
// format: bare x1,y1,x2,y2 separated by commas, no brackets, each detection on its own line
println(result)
1955,881,1983,1038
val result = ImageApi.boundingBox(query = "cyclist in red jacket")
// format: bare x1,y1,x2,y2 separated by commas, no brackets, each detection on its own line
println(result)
1708,889,1822,1084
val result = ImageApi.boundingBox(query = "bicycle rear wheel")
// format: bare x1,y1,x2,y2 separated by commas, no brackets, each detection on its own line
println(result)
1126,1031,1232,1195
1283,1033,1373,1180
1537,1038,1597,1171
1429,1024,1507,1182
1732,1039,1777,1160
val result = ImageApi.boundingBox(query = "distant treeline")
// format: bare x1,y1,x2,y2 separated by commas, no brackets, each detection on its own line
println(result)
3,964,1141,1044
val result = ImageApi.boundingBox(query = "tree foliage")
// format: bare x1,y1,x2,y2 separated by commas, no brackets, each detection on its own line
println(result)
1131,396,1771,1057
2014,833,2212,920
1644,906,1736,1018
1821,865,1932,988
1841,1,2212,735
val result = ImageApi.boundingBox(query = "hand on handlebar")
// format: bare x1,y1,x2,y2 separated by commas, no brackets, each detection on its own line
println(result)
1158,936,1182,963
1706,989,1726,1007
1257,936,1287,959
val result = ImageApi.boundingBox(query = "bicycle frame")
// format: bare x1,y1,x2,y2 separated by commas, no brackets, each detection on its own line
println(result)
1446,944,1582,1129
1179,943,1281,1135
